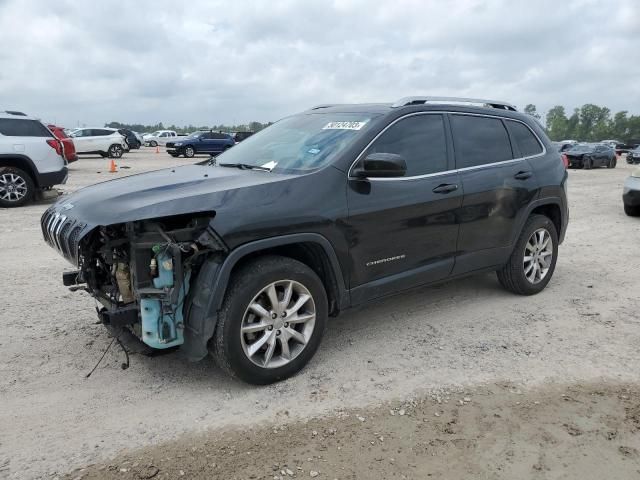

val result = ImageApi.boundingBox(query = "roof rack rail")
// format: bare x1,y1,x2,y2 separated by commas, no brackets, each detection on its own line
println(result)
4,110,27,116
391,96,517,111
309,104,337,110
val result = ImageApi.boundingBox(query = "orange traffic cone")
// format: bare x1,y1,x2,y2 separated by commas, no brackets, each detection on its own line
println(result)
155,145,160,154
109,159,117,173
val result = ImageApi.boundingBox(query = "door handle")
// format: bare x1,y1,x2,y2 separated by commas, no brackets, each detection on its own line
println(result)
514,171,533,180
432,183,459,194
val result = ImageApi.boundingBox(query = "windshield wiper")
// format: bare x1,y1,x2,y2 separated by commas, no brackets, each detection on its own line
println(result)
218,163,272,172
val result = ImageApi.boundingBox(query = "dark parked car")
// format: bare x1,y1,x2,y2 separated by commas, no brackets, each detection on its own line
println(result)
623,169,640,216
565,143,616,169
118,129,141,150
626,146,640,165
615,140,640,155
41,96,568,384
233,131,254,143
166,131,234,158
551,141,576,153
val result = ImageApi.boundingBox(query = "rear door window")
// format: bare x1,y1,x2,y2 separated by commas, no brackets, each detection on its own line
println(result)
505,120,543,157
450,115,513,168
365,114,448,176
0,119,52,137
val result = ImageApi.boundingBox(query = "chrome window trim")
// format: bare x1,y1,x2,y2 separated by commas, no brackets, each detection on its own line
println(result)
347,111,546,181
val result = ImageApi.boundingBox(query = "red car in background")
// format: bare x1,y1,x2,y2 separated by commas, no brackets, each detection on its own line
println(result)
48,125,78,163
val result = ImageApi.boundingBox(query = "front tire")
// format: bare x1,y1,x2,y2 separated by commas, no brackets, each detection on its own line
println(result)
211,255,328,384
497,214,559,295
108,144,123,158
149,140,158,147
184,146,195,158
0,167,35,208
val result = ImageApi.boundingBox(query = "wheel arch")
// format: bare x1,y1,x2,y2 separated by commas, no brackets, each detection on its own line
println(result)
182,233,348,362
215,234,348,315
0,154,40,187
512,198,566,247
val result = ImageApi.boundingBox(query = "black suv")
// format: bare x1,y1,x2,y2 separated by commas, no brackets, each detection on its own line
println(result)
41,96,568,384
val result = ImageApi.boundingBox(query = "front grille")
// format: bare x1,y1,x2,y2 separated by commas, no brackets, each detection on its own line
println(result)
41,208,86,265
166,142,175,148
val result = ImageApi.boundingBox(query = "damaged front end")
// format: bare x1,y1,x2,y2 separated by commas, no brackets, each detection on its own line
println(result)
45,209,227,355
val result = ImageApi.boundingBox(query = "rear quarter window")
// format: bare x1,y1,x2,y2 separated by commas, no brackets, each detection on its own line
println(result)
0,119,52,137
450,115,513,169
505,120,543,157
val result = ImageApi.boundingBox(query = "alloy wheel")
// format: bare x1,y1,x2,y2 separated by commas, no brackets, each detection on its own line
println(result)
110,145,123,158
240,280,316,369
523,228,553,284
185,146,195,158
0,173,28,202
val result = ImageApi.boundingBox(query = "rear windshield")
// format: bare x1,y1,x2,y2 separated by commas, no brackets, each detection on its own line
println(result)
217,113,378,173
0,119,52,137
568,145,594,153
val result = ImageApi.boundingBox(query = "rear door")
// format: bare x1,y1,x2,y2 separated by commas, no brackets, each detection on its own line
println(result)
209,133,229,153
197,132,213,153
346,113,462,303
450,114,541,274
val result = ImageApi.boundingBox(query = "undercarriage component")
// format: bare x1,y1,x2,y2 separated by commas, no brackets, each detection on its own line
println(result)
98,305,138,328
62,270,81,286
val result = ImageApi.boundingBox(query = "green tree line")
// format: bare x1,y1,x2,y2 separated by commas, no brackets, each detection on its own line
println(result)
105,121,273,135
524,104,640,143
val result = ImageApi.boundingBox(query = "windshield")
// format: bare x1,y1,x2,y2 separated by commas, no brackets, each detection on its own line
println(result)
216,112,378,172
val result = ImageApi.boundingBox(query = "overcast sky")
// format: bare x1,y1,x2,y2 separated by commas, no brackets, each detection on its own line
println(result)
0,0,638,128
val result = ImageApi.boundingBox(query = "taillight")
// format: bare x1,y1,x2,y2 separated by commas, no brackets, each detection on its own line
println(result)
561,153,569,169
46,138,63,156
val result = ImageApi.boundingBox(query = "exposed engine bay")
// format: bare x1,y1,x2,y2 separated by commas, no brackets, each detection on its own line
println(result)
66,213,226,350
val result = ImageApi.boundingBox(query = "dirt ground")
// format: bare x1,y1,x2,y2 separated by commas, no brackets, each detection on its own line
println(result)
65,382,640,480
1,148,639,479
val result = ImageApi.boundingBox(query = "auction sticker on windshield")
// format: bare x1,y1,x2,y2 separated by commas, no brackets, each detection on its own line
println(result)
322,120,368,130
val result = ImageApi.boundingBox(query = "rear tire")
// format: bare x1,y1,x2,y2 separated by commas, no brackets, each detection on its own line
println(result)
211,255,328,384
0,166,35,208
624,204,640,217
497,214,559,295
108,144,123,158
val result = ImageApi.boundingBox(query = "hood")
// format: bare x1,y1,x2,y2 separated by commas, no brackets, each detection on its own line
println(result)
52,164,292,226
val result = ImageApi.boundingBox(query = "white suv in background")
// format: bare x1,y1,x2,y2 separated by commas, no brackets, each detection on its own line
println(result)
143,130,177,147
0,111,67,207
68,128,127,158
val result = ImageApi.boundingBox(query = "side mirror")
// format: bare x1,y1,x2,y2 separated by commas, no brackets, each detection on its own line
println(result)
352,153,407,178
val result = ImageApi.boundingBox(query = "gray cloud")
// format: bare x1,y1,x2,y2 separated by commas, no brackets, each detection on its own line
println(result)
0,0,638,128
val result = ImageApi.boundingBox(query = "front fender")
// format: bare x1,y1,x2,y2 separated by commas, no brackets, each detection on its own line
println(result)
181,233,347,362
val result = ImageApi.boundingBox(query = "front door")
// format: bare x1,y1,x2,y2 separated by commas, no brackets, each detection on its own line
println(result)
345,113,462,304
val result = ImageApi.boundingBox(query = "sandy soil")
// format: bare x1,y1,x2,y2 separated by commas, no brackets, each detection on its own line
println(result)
1,149,639,479
65,382,640,480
